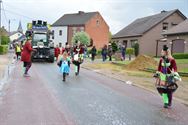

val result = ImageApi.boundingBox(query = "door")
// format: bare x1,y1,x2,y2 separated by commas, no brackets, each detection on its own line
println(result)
172,39,185,53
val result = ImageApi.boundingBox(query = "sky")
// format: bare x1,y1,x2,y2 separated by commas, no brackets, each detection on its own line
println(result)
1,0,188,34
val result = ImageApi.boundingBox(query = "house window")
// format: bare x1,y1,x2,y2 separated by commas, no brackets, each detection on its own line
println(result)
80,27,84,32
162,22,168,31
171,22,177,26
130,40,138,48
52,36,54,39
96,20,100,26
59,30,62,36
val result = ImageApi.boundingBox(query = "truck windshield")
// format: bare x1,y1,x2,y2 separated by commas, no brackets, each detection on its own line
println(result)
33,33,47,42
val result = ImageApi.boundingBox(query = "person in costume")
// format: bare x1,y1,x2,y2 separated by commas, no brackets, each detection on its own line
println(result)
154,45,181,108
54,45,60,61
65,42,71,67
57,51,70,82
72,41,84,76
15,42,21,60
21,33,36,77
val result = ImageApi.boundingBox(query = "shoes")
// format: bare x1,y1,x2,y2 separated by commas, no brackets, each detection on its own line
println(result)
75,72,79,76
23,73,30,77
163,103,169,108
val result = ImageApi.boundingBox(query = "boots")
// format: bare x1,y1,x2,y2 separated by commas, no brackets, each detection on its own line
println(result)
63,73,66,82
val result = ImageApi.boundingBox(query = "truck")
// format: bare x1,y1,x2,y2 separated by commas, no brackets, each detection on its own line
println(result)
26,20,54,62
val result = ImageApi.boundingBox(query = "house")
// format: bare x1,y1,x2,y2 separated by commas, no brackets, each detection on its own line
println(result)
51,11,109,49
160,19,188,54
112,9,187,56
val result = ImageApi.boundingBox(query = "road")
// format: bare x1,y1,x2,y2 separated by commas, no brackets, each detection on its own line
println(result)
0,61,188,125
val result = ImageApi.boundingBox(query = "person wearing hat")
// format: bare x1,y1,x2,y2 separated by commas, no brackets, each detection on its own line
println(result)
155,45,181,108
21,33,36,77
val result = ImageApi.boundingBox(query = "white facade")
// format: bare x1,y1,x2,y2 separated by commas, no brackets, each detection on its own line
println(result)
9,32,23,42
51,26,68,47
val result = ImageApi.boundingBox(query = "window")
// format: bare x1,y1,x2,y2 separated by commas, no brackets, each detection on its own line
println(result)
162,22,168,31
80,27,84,32
33,33,47,42
52,36,54,39
59,30,62,36
171,22,177,26
130,40,138,48
96,20,100,26
52,30,54,35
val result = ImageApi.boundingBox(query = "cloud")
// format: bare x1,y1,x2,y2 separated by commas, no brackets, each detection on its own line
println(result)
2,0,188,34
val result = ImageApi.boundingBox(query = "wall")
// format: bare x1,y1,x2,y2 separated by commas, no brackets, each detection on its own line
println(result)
51,26,68,47
85,12,109,49
141,12,185,56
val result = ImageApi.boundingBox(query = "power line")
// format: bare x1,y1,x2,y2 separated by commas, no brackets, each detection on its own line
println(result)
2,9,33,20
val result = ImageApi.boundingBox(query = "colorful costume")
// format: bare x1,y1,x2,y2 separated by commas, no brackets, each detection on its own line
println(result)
72,45,84,75
155,56,180,108
58,54,70,81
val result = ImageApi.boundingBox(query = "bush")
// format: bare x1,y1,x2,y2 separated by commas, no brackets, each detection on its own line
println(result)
133,43,139,57
72,31,90,46
126,48,135,60
97,49,102,55
0,45,8,54
173,53,188,59
1,36,10,45
126,48,135,55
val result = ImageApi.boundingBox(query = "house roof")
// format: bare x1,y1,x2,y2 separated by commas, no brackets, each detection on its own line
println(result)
52,11,98,26
8,31,23,36
113,9,187,39
163,19,188,35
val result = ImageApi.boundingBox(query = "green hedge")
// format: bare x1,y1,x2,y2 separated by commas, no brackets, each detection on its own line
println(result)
97,49,102,55
0,45,8,54
173,53,188,59
1,36,10,45
126,48,135,55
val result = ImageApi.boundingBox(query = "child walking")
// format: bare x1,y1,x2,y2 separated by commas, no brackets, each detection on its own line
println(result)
57,51,70,82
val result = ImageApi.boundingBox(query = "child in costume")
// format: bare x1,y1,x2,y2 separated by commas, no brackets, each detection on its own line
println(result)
154,45,181,108
57,51,70,81
72,41,84,76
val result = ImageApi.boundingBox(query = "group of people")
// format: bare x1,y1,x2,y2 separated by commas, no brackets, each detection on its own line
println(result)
19,33,181,108
55,41,84,81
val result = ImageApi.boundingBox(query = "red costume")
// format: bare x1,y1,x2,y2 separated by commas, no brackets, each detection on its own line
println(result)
21,41,33,62
158,57,177,74
54,47,60,58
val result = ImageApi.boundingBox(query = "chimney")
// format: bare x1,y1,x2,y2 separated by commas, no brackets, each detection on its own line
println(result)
78,11,84,14
161,10,167,13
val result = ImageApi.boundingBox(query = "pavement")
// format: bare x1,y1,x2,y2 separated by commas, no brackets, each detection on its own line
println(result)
0,61,188,125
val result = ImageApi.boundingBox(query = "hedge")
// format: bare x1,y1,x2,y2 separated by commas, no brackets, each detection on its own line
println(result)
173,53,188,59
1,36,10,45
0,45,8,54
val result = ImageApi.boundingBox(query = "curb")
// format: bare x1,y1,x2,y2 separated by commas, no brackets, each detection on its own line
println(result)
82,66,188,106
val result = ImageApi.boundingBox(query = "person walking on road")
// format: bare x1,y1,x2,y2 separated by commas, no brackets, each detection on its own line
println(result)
101,44,107,62
154,45,181,108
21,33,36,77
15,42,21,60
91,46,97,61
72,41,84,76
54,45,60,61
57,51,70,82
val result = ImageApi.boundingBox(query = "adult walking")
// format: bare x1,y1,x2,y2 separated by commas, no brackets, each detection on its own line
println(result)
54,45,60,61
21,33,36,77
108,44,113,61
154,45,181,108
101,44,107,62
15,42,21,60
91,46,97,61
121,44,126,61
72,41,84,76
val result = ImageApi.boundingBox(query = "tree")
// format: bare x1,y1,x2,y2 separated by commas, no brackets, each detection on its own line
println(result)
1,36,10,45
111,41,118,53
133,43,139,57
72,31,90,46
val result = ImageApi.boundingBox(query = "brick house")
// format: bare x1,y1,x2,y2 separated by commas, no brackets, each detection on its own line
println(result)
112,9,187,56
51,11,109,49
161,19,188,54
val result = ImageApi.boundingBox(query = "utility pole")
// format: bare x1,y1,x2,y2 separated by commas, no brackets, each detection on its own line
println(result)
8,19,10,33
0,0,2,45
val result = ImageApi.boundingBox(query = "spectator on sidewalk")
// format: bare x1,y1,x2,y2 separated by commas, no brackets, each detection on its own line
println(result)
101,44,107,62
91,46,97,61
21,33,36,77
108,44,113,61
121,44,126,61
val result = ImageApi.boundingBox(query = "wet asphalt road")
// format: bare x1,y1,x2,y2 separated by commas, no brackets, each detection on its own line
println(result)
1,62,188,125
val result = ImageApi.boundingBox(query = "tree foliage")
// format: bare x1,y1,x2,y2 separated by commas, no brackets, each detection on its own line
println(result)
72,31,90,45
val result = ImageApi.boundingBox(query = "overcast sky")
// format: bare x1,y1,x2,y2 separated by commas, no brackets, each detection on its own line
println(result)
1,0,188,34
